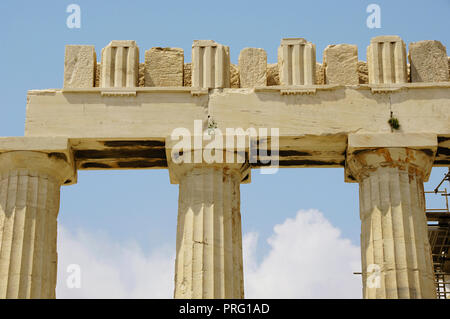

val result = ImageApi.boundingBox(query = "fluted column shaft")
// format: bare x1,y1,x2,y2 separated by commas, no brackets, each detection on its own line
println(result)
174,166,244,299
0,151,73,299
348,148,436,299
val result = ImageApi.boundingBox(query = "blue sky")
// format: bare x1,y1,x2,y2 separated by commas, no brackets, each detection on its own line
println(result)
0,0,448,298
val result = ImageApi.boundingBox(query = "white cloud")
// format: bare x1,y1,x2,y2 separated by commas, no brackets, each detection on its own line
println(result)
56,226,175,298
243,209,362,298
56,209,361,298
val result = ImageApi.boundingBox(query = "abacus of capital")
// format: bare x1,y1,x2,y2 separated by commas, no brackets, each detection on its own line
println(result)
0,36,449,299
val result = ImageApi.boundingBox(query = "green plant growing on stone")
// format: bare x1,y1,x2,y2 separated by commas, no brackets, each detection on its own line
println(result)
207,116,218,135
388,117,400,130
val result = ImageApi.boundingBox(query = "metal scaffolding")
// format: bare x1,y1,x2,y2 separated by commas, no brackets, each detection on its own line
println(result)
426,168,450,299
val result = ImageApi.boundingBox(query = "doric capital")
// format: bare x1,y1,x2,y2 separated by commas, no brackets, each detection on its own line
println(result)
0,137,77,185
165,137,251,184
345,133,437,182
167,161,251,186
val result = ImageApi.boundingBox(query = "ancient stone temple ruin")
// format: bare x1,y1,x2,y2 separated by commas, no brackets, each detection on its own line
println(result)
0,36,449,299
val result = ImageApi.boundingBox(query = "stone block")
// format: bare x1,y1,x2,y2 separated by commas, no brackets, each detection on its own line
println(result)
267,63,280,85
183,63,192,86
409,40,449,82
323,44,358,85
238,48,267,87
100,40,139,88
315,62,325,85
278,38,316,85
64,45,96,88
358,61,368,84
367,35,407,84
95,62,100,87
145,47,184,86
230,64,240,88
139,63,145,87
192,40,230,88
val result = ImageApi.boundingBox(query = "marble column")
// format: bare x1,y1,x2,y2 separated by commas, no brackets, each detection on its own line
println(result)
0,151,74,299
347,147,436,298
169,161,249,299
